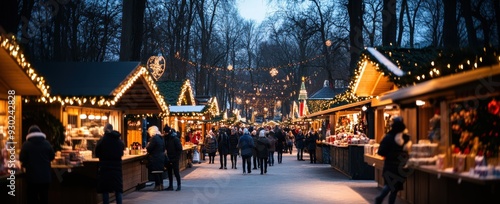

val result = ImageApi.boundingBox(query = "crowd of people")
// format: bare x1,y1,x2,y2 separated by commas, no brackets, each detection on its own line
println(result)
194,125,322,175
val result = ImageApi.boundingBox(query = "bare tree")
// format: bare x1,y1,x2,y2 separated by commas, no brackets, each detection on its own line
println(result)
120,0,146,61
382,0,397,46
443,0,459,49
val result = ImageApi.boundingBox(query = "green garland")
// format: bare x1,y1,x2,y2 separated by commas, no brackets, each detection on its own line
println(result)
22,110,65,151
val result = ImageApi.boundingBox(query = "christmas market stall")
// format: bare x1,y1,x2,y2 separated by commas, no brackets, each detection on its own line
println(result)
0,33,51,204
25,61,169,204
157,79,219,169
305,99,374,179
361,47,500,203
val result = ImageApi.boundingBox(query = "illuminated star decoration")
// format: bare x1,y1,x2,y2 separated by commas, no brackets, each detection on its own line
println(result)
147,56,166,80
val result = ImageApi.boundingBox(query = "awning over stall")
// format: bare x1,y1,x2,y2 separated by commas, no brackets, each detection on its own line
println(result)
0,34,50,98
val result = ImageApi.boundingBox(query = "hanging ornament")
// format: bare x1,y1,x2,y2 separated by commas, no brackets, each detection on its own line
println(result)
270,68,278,77
147,56,166,80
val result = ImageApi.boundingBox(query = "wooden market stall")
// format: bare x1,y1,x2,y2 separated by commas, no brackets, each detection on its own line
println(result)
24,61,169,204
0,33,52,204
358,46,500,203
305,99,374,179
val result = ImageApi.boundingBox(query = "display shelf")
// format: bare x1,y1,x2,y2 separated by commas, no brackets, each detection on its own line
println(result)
416,165,500,185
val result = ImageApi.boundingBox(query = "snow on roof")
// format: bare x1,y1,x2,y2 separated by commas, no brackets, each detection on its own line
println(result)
367,47,404,77
169,105,205,113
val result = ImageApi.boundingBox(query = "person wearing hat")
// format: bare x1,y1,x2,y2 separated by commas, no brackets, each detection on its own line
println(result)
95,124,125,203
256,129,271,175
375,116,412,204
237,128,254,174
20,125,55,204
146,125,165,191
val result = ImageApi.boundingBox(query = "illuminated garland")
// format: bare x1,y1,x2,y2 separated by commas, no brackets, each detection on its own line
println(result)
177,79,196,106
0,34,51,98
174,52,326,72
25,65,170,116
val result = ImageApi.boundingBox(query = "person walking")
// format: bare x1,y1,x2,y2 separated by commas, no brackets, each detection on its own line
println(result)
306,128,319,164
256,129,271,175
275,128,286,164
287,129,294,154
20,125,55,204
251,129,259,170
229,127,240,169
217,127,230,169
295,129,305,161
205,130,218,164
95,124,125,204
164,126,183,191
237,128,254,174
146,126,165,191
375,116,412,204
267,129,276,166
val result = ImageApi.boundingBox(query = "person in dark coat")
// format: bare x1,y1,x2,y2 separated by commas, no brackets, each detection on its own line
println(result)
146,126,165,191
306,129,319,164
275,128,286,164
375,116,412,204
237,128,254,174
95,124,125,204
267,130,276,166
229,127,240,169
256,130,271,175
205,130,218,164
251,130,259,169
164,125,183,191
217,128,230,169
20,125,55,204
295,129,305,161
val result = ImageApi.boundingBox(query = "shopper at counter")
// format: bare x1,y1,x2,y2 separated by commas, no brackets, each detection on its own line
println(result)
164,125,183,191
20,125,55,204
95,124,125,204
306,129,319,164
146,126,165,191
375,116,412,204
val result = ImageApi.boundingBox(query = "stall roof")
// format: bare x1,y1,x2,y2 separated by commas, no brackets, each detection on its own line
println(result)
30,61,168,114
34,61,138,96
305,99,371,119
380,64,500,102
169,105,205,113
0,34,49,98
157,79,196,106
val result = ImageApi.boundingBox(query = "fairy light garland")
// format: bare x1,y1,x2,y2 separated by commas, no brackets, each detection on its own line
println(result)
1,34,51,98
176,79,196,106
174,52,326,72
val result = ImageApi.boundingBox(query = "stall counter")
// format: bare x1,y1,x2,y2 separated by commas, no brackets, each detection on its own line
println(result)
48,154,148,204
327,143,374,180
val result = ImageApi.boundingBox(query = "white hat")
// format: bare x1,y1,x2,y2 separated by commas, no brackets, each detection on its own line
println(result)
259,130,266,137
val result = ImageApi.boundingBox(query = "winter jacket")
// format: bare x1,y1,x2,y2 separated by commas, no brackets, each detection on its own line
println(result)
306,132,319,151
229,133,240,155
256,137,271,158
237,133,254,157
146,134,165,171
205,136,218,154
275,130,286,152
95,130,125,193
377,120,411,191
165,132,183,161
20,132,55,184
295,133,305,149
217,131,230,155
267,134,277,152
